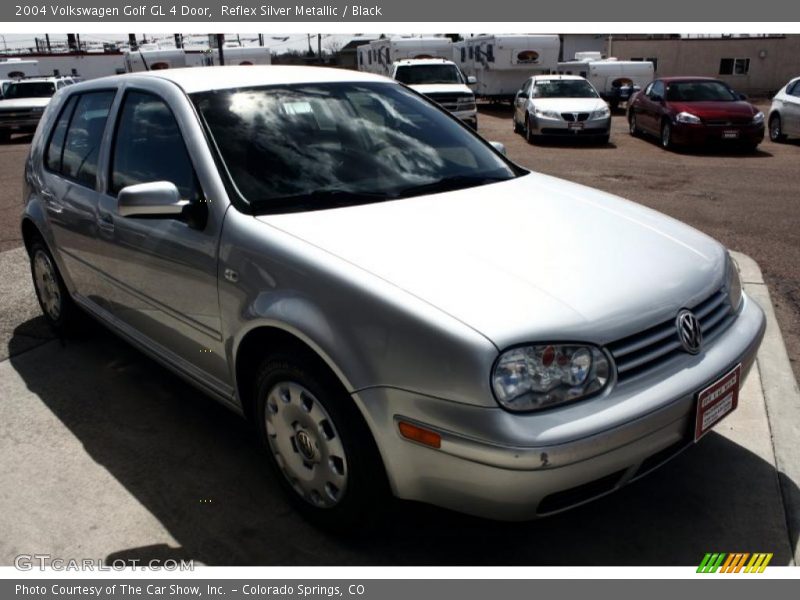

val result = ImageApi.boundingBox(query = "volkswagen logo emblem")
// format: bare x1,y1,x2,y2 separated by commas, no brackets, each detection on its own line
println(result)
295,430,316,461
676,309,703,354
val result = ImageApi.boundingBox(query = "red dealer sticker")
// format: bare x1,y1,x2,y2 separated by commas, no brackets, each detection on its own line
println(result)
695,364,742,441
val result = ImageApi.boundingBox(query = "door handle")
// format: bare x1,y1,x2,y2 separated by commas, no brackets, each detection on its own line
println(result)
97,212,115,234
41,190,64,213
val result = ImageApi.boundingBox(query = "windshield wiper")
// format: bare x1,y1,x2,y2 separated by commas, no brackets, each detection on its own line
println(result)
251,188,395,215
393,175,509,199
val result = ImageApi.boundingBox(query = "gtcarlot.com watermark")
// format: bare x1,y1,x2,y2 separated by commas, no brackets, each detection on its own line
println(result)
14,554,194,571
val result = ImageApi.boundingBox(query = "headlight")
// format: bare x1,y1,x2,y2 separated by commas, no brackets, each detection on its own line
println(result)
491,344,612,412
752,111,765,125
725,252,743,313
590,106,611,119
534,108,561,119
676,111,702,124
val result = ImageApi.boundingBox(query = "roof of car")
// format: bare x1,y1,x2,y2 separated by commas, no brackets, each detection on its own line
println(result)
74,65,393,94
530,74,587,82
657,76,721,83
394,58,456,67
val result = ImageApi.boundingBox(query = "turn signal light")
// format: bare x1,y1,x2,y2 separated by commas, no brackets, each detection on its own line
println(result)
398,421,441,449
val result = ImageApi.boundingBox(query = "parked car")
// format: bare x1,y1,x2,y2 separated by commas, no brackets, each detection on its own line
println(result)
768,76,800,142
513,75,611,144
22,66,765,527
557,53,653,110
0,76,72,142
391,58,478,129
628,77,764,151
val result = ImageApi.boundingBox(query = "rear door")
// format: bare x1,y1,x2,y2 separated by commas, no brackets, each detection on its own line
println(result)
40,89,117,295
638,80,665,134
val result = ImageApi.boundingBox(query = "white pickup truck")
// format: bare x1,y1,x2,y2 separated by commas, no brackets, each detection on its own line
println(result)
392,58,478,129
0,76,74,142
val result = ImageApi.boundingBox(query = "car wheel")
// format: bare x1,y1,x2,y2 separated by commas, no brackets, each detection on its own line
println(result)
28,236,80,335
525,115,537,144
769,114,786,142
661,120,675,150
0,129,10,143
629,113,639,136
598,134,610,145
254,350,388,531
513,116,522,134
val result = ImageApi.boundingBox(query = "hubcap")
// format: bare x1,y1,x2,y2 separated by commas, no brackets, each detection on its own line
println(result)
264,381,347,508
630,115,636,133
771,119,781,139
33,250,62,321
662,124,670,147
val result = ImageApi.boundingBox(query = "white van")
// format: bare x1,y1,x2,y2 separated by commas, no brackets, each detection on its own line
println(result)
558,54,654,110
392,58,478,129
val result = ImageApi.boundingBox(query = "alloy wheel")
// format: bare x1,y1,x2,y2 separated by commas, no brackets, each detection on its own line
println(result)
33,249,62,321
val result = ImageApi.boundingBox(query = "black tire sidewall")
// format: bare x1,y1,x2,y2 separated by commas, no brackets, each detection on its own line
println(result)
253,353,387,531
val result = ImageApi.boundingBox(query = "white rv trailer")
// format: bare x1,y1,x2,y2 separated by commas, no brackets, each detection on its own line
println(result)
359,37,453,76
124,47,190,72
455,34,560,101
208,45,272,66
0,58,41,79
557,54,654,109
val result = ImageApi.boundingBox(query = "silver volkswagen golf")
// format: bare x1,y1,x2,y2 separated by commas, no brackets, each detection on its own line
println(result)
21,66,765,527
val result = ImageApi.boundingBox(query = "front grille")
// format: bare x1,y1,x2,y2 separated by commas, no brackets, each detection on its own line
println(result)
424,93,473,112
0,109,37,122
607,289,734,383
561,112,590,122
705,118,753,126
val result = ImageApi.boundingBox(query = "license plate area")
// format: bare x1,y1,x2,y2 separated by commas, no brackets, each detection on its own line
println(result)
568,122,585,129
722,129,740,139
694,364,742,441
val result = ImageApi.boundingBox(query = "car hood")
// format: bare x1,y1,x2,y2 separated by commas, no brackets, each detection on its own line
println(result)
410,83,474,96
257,173,725,349
0,97,51,109
666,100,758,120
531,97,607,113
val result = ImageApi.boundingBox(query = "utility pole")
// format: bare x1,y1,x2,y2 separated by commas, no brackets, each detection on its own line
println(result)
258,34,264,47
307,34,313,56
216,34,225,65
318,34,322,63
174,34,183,49
45,34,51,52
128,33,137,51
67,34,78,52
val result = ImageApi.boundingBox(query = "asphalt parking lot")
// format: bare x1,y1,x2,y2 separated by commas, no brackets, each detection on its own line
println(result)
0,106,799,566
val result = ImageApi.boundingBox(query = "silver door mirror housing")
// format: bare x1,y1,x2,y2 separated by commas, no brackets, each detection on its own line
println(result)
489,141,507,156
117,181,188,218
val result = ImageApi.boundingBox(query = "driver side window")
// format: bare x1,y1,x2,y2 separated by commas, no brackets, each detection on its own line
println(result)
110,91,199,201
649,81,665,99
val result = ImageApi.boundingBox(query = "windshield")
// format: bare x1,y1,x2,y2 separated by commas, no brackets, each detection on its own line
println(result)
532,80,598,98
665,81,738,102
4,81,56,99
192,82,517,214
395,64,463,85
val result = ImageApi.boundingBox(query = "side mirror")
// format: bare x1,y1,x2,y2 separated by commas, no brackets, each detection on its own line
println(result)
117,181,188,218
632,85,642,92
738,92,748,101
467,75,477,85
489,141,507,156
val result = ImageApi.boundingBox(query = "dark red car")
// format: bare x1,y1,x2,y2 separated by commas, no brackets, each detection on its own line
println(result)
628,77,765,151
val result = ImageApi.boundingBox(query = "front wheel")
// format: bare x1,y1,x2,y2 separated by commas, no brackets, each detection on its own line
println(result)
629,113,640,136
661,121,675,150
525,115,537,144
0,129,10,143
254,351,388,531
769,114,786,142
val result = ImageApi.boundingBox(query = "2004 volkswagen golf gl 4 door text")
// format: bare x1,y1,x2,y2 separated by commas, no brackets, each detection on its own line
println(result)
21,66,765,528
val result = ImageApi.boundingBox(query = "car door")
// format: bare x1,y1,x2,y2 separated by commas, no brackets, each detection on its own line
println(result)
639,80,665,134
40,88,117,296
89,85,231,397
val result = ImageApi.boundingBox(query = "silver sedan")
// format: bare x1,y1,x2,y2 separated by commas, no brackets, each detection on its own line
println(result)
22,66,764,527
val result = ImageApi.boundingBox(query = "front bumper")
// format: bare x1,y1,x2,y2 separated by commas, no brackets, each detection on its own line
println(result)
530,115,611,137
0,114,43,132
671,121,765,146
353,293,765,520
452,108,478,129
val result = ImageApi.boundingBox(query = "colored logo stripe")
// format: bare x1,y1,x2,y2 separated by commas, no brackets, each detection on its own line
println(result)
697,553,772,573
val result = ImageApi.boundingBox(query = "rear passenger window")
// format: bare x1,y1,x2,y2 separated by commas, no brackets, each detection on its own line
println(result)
110,91,198,200
45,95,78,173
53,91,115,187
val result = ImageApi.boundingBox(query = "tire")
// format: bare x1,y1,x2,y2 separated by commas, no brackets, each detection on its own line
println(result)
0,129,10,143
629,113,640,137
28,236,81,335
525,114,537,144
661,120,675,150
513,116,522,134
598,134,610,145
769,114,786,142
254,350,389,532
